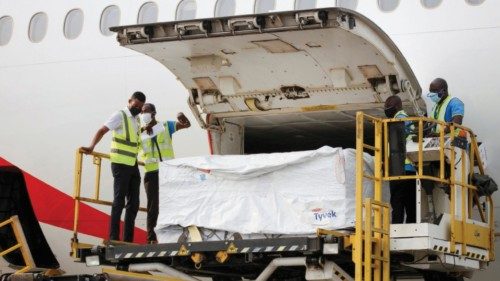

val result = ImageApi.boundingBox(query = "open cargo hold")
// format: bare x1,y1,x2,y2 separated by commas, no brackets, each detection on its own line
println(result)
156,146,389,243
114,7,428,243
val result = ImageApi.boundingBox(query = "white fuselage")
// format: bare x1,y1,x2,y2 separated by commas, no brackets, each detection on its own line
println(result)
0,0,498,279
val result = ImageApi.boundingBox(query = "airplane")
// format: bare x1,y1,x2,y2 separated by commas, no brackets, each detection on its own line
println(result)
0,0,498,280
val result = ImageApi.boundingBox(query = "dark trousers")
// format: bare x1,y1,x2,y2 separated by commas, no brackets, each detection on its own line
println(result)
390,171,416,224
421,162,450,194
144,171,159,242
110,162,140,242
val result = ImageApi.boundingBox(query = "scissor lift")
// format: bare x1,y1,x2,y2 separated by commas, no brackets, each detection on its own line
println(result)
352,112,495,281
4,112,494,281
71,113,493,281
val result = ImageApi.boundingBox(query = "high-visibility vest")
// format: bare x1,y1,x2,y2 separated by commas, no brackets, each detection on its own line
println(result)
110,110,140,166
430,96,453,133
140,122,174,172
430,96,465,137
394,110,415,170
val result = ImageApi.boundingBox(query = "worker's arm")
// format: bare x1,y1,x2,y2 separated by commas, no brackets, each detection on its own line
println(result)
81,126,110,154
444,115,463,134
141,121,157,135
451,115,463,125
175,112,191,131
444,98,464,133
447,98,464,133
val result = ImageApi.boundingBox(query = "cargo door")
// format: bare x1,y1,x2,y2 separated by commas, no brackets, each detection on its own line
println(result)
112,8,425,122
111,8,426,154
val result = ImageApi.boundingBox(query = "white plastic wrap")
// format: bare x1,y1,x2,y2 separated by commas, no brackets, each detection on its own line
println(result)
156,146,388,243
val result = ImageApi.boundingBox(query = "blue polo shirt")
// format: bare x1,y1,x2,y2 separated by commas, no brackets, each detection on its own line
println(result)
440,97,465,122
151,121,176,144
165,121,176,138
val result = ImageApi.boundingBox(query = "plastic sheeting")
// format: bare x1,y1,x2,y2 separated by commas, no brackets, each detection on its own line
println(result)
156,146,388,243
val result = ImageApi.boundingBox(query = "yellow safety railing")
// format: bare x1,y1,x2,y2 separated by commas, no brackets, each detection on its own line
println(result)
72,148,145,252
353,112,390,281
352,112,495,281
0,215,35,273
382,116,494,259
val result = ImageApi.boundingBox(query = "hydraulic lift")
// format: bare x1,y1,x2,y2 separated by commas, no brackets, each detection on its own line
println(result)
2,112,494,281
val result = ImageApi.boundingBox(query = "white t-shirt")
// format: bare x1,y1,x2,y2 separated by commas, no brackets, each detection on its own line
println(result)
104,107,140,135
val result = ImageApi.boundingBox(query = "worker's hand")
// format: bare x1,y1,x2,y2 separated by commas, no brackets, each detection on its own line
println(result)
142,124,154,135
81,146,94,154
177,112,190,126
146,125,153,135
443,124,451,134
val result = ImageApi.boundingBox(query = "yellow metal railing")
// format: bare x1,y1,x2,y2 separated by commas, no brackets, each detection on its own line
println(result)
353,112,390,281
382,116,494,259
72,148,145,249
352,112,495,281
0,215,35,273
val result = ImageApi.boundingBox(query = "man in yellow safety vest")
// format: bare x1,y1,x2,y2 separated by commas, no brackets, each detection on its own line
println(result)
139,103,191,243
424,78,466,222
427,78,465,134
82,91,146,242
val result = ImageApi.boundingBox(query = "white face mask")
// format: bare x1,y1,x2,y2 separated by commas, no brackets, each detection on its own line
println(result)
141,113,152,125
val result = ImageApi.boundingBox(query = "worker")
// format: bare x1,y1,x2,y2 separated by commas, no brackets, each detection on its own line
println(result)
82,91,146,242
139,103,191,244
427,78,464,134
425,78,466,221
384,95,416,224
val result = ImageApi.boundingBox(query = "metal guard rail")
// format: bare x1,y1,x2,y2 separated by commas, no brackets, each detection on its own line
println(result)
353,112,495,281
72,148,145,248
0,215,35,273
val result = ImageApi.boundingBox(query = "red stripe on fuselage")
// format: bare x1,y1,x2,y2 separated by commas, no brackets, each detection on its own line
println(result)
0,157,146,243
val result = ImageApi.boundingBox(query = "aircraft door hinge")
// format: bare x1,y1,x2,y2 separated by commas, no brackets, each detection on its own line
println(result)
401,79,424,116
187,97,223,132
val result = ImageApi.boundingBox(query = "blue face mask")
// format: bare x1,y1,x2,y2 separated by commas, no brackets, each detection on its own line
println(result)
427,92,441,103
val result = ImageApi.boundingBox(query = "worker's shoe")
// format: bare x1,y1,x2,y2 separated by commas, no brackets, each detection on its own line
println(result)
147,240,158,244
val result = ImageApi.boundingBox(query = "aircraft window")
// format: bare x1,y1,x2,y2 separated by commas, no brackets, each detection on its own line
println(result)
176,0,197,20
378,0,400,12
64,9,84,40
465,0,485,5
337,0,358,9
421,0,442,8
0,16,13,46
255,0,276,13
295,0,316,10
28,12,48,43
100,5,120,36
138,2,159,24
215,0,236,17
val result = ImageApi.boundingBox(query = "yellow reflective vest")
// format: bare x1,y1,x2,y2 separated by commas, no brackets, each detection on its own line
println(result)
140,122,174,172
394,110,415,170
430,95,453,133
430,96,465,137
110,110,140,166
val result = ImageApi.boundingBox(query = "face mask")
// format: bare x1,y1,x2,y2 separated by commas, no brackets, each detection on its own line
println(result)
141,113,152,125
129,106,141,116
384,106,397,118
427,91,442,103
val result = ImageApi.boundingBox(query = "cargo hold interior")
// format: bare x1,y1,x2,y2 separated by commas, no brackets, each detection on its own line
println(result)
211,109,378,155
